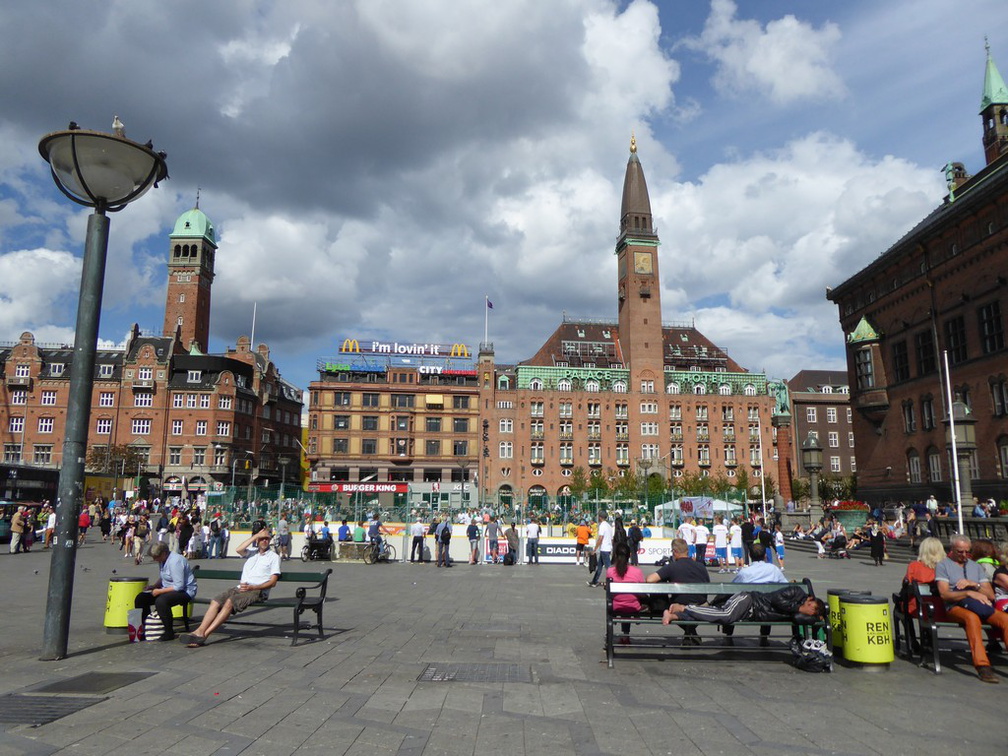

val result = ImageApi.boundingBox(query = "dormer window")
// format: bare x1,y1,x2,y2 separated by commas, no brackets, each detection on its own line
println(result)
99,364,114,378
187,370,202,383
50,363,64,376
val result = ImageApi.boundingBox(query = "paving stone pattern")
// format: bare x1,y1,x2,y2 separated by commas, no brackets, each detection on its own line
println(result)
0,540,1001,754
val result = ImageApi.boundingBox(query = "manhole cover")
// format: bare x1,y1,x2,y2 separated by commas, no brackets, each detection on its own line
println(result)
0,694,106,726
418,663,530,683
32,671,151,695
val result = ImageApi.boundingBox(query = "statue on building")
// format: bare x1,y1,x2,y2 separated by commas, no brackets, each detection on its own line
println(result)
769,381,790,416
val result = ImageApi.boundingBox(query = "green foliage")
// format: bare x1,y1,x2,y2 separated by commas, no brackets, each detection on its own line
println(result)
85,444,148,474
569,466,589,500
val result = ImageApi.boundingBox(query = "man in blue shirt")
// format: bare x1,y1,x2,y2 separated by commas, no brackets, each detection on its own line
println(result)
134,541,198,641
337,519,351,542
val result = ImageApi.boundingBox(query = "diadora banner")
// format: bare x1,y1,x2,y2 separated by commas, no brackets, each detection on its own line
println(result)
339,338,471,358
523,538,674,564
306,482,410,494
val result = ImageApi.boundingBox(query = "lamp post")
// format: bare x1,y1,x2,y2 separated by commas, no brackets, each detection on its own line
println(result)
38,123,167,660
944,399,976,534
801,432,823,513
638,457,653,522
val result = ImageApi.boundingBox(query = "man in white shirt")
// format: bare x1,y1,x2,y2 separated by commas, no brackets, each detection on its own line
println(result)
410,517,426,562
525,517,542,565
677,517,696,559
180,525,281,647
712,516,730,573
587,512,614,587
728,517,744,571
693,520,710,566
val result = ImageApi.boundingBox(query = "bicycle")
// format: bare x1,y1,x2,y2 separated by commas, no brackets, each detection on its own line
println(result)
363,540,396,564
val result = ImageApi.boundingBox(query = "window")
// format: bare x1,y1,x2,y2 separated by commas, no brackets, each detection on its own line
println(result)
850,456,857,473
530,419,544,436
171,419,183,435
453,440,468,456
362,392,379,407
828,431,839,448
670,423,683,440
848,431,855,447
361,439,377,455
453,395,470,409
50,363,64,376
134,393,152,407
169,447,182,465
33,445,53,465
390,394,413,408
499,441,513,459
424,439,440,456
14,364,29,377
530,402,544,417
132,419,151,435
137,367,152,381
187,394,197,408
99,364,114,377
697,445,710,465
640,401,658,414
891,340,910,383
557,379,572,391
944,316,968,365
928,448,942,483
806,407,817,423
670,444,683,465
95,391,116,408
921,396,936,430
200,394,210,409
196,420,207,436
171,394,183,408
640,380,654,393
696,423,709,441
914,330,937,376
362,416,379,431
587,443,600,464
559,402,572,418
588,402,601,418
846,407,852,422
826,407,837,423
529,378,543,391
192,448,205,466
425,417,442,433
641,422,659,436
718,384,730,396
37,417,54,433
693,384,706,395
394,415,410,431
670,404,682,421
187,370,202,382
667,382,681,394
453,417,468,433
585,380,599,392
907,450,922,484
96,418,112,434
743,384,757,396
979,301,1005,354
830,456,841,473
724,446,737,465
902,400,916,433
216,421,231,437
3,444,21,463
214,447,226,466
218,395,232,410
8,416,24,433
615,403,629,419
695,406,708,421
334,415,350,430
855,347,874,389
10,390,26,405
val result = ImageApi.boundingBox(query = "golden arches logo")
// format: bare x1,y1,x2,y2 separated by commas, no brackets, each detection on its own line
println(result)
339,338,361,353
449,343,470,358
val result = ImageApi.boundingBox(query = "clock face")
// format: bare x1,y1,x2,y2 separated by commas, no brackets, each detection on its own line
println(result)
634,251,652,275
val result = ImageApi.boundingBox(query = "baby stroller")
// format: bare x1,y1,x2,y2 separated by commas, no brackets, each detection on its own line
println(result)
826,536,850,559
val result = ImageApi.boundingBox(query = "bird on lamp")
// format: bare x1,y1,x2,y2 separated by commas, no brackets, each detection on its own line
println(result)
68,121,79,131
112,115,125,137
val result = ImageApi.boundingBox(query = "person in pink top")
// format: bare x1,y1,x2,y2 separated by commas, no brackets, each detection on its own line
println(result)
607,542,645,644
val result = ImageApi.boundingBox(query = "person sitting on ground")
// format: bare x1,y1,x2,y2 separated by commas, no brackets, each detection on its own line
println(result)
646,537,709,644
662,585,825,631
789,524,806,540
135,541,198,641
935,534,1008,683
608,542,645,644
180,524,281,648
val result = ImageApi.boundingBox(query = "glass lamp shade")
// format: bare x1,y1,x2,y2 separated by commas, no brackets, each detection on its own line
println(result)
801,433,823,473
39,129,167,210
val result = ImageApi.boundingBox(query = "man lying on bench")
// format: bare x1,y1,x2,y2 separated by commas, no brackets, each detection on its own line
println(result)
180,523,281,648
663,585,825,629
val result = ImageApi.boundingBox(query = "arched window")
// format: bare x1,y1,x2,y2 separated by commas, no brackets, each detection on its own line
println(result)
529,378,543,391
585,380,600,392
718,384,730,396
557,379,572,391
743,384,756,396
612,381,627,393
666,382,680,394
497,376,510,390
693,384,706,395
906,449,922,484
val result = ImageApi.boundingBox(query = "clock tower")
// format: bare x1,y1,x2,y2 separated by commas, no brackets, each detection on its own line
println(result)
163,204,217,352
616,136,664,388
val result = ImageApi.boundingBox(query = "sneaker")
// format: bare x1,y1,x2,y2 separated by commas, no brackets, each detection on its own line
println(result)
587,581,596,587
978,666,1000,684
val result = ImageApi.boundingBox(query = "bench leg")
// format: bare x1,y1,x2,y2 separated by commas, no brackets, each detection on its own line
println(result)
314,604,324,640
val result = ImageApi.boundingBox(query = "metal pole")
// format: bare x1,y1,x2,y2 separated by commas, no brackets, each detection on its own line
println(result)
943,350,964,534
41,210,109,660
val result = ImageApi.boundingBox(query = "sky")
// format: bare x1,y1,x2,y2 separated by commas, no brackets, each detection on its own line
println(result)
0,0,1005,399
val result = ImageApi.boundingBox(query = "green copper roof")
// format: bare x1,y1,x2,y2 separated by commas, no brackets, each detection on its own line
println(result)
847,316,880,344
981,44,1008,112
170,208,216,245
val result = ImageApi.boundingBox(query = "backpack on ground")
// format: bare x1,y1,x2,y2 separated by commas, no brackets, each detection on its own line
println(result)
789,638,832,672
502,552,515,566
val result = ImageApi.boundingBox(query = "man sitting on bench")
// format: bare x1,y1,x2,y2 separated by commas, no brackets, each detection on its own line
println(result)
180,523,281,648
663,585,825,629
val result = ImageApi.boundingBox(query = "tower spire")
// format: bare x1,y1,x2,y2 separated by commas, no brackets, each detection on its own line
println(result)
980,40,1008,165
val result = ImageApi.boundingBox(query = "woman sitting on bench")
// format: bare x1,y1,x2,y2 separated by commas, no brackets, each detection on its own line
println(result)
608,543,645,644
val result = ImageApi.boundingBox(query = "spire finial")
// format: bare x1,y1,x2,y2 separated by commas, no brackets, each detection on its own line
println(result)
630,132,637,154
195,187,200,210
986,36,991,57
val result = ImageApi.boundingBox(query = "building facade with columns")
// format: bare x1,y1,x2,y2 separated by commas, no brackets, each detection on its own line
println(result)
827,45,1008,504
0,205,302,501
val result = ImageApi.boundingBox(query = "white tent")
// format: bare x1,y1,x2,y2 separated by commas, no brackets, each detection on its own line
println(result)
654,497,743,524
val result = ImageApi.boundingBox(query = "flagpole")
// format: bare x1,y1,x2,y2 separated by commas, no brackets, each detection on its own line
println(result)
484,295,489,344
250,302,257,348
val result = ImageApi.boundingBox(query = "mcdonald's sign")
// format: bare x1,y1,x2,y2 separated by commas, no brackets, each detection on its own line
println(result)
449,343,470,358
340,338,361,353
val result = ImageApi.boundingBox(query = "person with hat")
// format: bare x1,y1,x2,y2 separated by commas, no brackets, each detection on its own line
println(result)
180,524,280,647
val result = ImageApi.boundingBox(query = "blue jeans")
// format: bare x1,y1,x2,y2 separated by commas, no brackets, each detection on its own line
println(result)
590,550,611,584
526,538,539,564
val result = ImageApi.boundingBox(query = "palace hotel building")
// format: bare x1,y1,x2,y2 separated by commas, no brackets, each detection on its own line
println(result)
307,138,793,512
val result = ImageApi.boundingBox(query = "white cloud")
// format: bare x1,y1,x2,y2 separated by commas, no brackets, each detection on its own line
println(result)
686,0,845,104
0,248,80,337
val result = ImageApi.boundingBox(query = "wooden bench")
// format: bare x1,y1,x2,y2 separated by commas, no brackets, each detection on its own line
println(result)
604,578,831,669
190,566,333,646
910,581,977,674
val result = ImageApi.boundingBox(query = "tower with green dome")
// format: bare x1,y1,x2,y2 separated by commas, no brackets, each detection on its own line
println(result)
981,39,1008,165
163,201,217,352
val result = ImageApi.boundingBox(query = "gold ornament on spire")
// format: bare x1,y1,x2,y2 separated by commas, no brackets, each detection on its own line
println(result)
630,132,637,154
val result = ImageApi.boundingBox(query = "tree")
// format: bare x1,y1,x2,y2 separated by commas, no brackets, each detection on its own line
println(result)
569,466,589,502
86,444,147,474
587,468,609,500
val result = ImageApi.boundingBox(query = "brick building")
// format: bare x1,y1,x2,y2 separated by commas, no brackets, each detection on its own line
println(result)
785,370,855,485
0,204,303,500
477,139,793,511
827,45,1008,504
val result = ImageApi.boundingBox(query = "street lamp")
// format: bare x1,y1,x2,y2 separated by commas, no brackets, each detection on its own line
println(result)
638,457,653,521
944,399,976,534
38,123,167,660
801,432,823,513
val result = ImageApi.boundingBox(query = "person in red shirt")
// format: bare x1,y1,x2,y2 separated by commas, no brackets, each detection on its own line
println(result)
77,509,92,546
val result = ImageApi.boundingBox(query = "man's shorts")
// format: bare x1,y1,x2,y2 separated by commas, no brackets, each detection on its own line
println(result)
715,547,728,561
730,546,743,560
575,543,586,553
776,545,786,559
278,534,291,547
687,544,696,558
213,587,264,613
